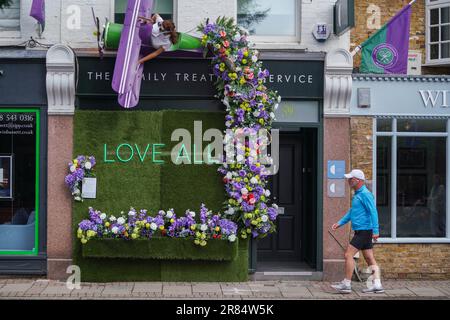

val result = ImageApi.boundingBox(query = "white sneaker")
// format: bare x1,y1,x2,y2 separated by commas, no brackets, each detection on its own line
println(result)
331,281,352,294
362,285,385,293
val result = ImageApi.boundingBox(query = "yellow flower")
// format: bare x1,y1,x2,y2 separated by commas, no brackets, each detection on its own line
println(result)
170,218,175,223
105,222,110,227
81,238,87,244
242,59,247,64
215,226,220,232
244,51,249,57
159,225,164,230
131,233,138,239
201,233,206,240
239,77,246,85
246,228,251,233
200,240,207,246
259,119,264,125
191,225,196,231
145,223,150,229
194,239,200,245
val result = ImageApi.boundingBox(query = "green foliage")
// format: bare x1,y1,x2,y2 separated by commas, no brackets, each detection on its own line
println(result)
82,238,238,261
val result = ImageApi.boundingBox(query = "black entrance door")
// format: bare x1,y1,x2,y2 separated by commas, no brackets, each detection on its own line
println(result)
257,133,302,262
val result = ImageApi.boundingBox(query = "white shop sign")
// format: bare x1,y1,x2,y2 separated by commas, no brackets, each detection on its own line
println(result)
350,75,450,116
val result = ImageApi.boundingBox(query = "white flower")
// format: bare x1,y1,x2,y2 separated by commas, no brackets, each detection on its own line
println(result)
228,234,237,242
100,213,107,220
70,165,76,173
261,215,268,222
236,154,244,162
237,198,243,203
226,172,233,180
250,150,257,158
85,161,92,170
117,217,125,225
150,223,157,231
225,207,235,215
272,203,279,209
128,210,136,216
109,215,117,222
264,189,271,197
270,112,276,119
200,224,208,232
250,177,258,184
241,188,248,195
253,111,260,117
166,210,174,219
112,226,119,234
277,95,282,103
189,211,196,218
274,103,279,110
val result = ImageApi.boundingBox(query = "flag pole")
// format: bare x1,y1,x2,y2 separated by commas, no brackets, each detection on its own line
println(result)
351,0,416,57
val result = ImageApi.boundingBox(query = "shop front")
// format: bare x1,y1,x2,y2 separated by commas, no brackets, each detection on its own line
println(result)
350,74,450,279
0,50,47,275
71,51,325,281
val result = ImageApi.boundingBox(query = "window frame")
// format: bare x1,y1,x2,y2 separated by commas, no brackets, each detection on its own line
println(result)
373,117,450,243
236,0,301,44
425,0,450,65
113,0,177,26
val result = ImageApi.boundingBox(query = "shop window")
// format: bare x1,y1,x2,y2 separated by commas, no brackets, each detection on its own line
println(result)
237,0,300,43
396,137,446,237
426,0,450,64
375,117,449,241
0,0,20,37
0,110,39,254
115,0,174,24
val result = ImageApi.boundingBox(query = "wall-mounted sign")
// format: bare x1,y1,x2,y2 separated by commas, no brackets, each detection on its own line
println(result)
327,160,346,179
76,56,324,105
334,0,355,36
82,177,97,199
313,23,331,42
351,77,450,116
327,179,346,198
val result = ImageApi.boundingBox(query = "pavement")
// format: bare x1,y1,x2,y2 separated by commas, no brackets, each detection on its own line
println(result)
0,278,450,299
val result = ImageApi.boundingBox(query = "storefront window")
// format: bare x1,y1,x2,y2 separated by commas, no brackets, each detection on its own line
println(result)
0,110,39,254
396,137,446,237
375,117,449,240
115,0,174,24
397,119,447,132
237,0,299,41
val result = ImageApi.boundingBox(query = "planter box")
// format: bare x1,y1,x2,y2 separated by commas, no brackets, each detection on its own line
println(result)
81,238,238,261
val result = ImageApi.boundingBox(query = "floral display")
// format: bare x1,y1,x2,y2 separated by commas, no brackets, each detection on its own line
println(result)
198,17,280,239
77,204,238,246
65,155,96,202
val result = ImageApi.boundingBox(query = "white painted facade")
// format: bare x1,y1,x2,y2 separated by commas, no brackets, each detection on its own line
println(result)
0,0,350,52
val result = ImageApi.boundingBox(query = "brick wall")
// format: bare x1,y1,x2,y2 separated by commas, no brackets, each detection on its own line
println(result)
360,244,450,280
351,0,450,75
350,116,450,280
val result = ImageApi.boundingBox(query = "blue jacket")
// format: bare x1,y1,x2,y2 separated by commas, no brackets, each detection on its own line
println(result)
338,185,380,235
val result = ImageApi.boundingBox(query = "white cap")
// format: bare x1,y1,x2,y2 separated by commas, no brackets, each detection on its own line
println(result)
344,169,365,181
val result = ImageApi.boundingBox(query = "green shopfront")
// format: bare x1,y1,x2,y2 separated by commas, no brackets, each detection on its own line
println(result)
0,50,47,274
71,51,324,281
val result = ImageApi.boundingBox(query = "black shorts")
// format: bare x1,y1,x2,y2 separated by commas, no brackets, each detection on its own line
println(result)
350,230,374,250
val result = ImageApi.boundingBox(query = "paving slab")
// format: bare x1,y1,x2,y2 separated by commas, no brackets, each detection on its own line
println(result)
407,287,447,297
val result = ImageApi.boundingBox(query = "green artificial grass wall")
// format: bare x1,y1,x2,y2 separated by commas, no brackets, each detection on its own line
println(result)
82,238,238,261
72,110,247,282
